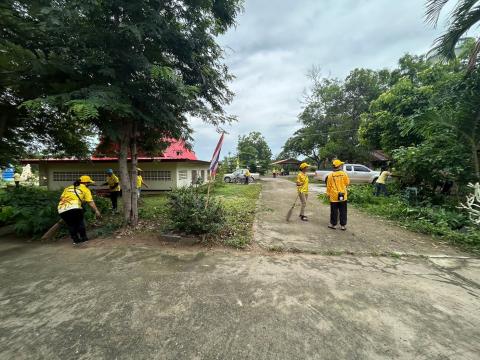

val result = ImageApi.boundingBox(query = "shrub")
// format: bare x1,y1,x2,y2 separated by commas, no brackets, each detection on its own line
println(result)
0,186,111,237
166,186,226,235
347,184,480,252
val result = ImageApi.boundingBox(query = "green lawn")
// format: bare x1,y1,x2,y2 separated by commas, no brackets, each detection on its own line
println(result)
213,183,262,248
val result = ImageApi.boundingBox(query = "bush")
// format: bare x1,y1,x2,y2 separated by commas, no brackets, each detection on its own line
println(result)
166,186,226,235
347,184,480,252
0,186,111,237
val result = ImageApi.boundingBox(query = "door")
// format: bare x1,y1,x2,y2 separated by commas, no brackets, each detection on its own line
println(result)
353,165,371,183
344,165,354,183
191,170,198,184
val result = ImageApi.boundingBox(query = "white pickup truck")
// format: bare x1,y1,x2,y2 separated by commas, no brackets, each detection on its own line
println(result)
315,164,381,184
224,169,260,183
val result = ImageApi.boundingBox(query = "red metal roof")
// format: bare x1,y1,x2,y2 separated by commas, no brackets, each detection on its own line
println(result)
22,139,202,163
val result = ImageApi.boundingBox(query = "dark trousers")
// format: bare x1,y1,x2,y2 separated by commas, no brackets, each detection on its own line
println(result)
330,201,347,226
110,191,119,210
15,181,20,188
245,176,249,185
375,183,388,196
60,209,87,243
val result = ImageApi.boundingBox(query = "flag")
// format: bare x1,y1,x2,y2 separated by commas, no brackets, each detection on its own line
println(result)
209,132,224,177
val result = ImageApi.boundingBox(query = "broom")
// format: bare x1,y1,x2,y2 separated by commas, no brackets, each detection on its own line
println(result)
41,220,63,240
286,194,299,222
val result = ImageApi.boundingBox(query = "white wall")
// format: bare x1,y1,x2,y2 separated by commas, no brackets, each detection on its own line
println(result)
42,161,178,191
176,163,210,188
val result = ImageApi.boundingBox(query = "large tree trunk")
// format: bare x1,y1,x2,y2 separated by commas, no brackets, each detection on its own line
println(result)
118,125,132,224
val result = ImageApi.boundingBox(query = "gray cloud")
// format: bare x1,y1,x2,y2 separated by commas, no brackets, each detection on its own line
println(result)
190,0,447,161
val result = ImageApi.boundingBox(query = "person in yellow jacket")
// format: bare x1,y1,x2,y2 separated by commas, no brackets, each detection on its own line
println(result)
103,169,120,213
375,167,391,196
136,168,149,198
13,172,21,188
326,159,350,230
244,168,251,185
296,162,310,221
58,175,101,244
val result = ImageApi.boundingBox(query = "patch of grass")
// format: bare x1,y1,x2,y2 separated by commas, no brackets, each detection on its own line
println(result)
216,183,262,249
139,194,169,222
347,184,480,253
268,245,285,253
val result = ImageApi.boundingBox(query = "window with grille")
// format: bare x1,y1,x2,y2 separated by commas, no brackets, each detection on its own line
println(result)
53,171,105,182
142,171,172,181
178,170,188,180
201,170,205,180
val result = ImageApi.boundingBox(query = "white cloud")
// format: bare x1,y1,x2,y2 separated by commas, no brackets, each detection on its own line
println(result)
190,0,448,160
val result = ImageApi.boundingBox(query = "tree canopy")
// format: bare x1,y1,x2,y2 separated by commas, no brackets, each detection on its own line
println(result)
237,131,272,174
1,0,243,224
283,68,391,167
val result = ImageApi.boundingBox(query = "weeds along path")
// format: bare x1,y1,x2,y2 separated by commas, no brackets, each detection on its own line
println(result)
254,178,468,257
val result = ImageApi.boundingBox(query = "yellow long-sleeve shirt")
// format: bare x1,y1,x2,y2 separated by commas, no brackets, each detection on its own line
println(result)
326,170,350,202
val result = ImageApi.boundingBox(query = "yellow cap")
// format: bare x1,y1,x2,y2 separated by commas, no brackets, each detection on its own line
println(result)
79,175,95,184
332,159,344,168
299,162,310,170
137,168,143,172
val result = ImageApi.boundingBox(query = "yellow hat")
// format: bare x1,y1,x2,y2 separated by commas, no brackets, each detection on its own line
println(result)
332,159,344,168
79,175,95,184
299,162,310,170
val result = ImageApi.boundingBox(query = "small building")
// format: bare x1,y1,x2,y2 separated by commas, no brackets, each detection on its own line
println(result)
370,150,390,169
271,158,301,175
23,140,210,191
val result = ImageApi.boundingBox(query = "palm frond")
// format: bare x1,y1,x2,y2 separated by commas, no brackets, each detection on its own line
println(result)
468,36,480,70
425,0,451,26
430,4,480,59
450,0,479,21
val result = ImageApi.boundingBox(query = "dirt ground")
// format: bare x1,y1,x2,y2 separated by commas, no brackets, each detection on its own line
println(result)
255,178,467,256
1,179,479,359
0,237,479,360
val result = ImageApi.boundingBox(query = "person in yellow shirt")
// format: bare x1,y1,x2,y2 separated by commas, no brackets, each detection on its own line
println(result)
375,167,391,196
103,169,121,213
326,159,350,230
58,175,101,244
13,172,21,188
244,168,251,185
136,168,149,198
296,162,310,221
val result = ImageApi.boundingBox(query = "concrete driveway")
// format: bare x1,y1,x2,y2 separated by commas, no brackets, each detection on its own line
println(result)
0,236,479,360
1,179,479,359
254,178,467,256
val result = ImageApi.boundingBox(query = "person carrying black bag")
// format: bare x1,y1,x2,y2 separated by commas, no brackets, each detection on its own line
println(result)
326,159,350,231
57,175,101,245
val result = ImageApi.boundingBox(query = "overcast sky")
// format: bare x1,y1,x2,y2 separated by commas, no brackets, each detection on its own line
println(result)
190,0,448,161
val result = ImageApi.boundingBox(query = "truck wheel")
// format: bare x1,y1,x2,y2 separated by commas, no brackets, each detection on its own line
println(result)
224,177,231,183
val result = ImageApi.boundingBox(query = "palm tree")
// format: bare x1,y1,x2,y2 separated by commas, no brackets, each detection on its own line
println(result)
425,0,480,70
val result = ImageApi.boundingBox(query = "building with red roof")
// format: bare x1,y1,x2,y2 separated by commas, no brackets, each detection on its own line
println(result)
23,139,210,191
